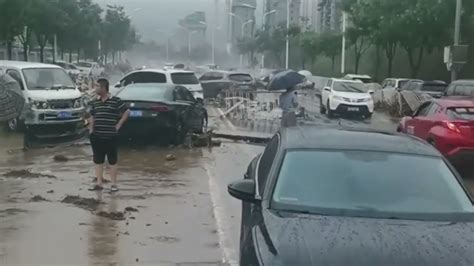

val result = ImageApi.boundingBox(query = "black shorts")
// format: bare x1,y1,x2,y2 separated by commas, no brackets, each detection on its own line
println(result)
90,134,118,165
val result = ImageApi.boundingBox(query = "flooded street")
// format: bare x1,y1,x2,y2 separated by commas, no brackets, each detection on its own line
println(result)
1,102,473,265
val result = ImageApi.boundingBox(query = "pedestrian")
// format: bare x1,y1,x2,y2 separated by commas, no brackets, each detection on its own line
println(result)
88,78,129,192
279,87,298,128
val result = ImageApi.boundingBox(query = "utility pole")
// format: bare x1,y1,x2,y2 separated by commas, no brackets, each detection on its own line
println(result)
341,11,347,74
285,0,290,69
451,0,462,81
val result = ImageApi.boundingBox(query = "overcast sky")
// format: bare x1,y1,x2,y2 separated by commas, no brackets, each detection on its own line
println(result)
96,0,263,42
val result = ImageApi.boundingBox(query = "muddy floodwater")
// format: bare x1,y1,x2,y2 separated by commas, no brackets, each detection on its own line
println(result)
0,126,260,265
1,102,473,265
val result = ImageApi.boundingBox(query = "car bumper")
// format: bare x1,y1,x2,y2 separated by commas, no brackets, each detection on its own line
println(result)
329,100,374,115
24,107,86,125
28,121,87,139
120,116,177,137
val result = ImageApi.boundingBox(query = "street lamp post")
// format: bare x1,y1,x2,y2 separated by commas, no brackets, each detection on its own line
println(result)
452,0,462,81
155,29,170,61
188,31,199,56
240,20,254,67
261,10,276,68
285,0,291,69
341,11,347,74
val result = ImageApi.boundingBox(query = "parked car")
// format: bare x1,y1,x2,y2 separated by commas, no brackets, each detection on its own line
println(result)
116,83,207,144
401,80,447,98
397,97,474,168
445,79,474,97
228,127,474,266
199,71,257,98
113,69,204,100
74,61,104,77
381,78,410,91
0,61,86,138
320,78,374,118
48,60,81,82
343,74,372,83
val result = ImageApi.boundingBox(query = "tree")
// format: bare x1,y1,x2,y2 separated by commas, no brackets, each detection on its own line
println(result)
320,32,342,71
0,0,30,59
300,32,321,69
103,5,133,63
397,0,452,77
344,0,372,74
237,36,258,67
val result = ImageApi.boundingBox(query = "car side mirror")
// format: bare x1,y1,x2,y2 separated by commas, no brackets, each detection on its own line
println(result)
368,90,374,95
228,179,260,204
323,87,331,92
114,82,120,88
196,98,204,104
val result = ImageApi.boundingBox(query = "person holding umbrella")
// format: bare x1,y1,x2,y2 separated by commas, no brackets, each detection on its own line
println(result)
266,70,305,128
279,87,299,127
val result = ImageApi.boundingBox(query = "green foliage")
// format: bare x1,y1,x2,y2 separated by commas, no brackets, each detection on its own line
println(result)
0,0,138,62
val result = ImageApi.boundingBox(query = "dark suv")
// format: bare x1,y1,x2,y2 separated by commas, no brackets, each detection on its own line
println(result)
401,80,447,98
445,80,474,97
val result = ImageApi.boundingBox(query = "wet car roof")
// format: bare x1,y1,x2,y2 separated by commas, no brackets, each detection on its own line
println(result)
0,60,61,69
436,97,474,107
279,127,440,157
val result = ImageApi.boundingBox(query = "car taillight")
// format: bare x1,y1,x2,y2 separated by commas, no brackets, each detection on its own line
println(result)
443,121,461,134
151,104,170,112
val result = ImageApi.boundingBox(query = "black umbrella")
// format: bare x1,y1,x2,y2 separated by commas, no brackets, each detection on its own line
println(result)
267,69,306,91
0,74,24,122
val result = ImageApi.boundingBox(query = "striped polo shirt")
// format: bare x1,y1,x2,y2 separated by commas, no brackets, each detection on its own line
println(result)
90,95,128,138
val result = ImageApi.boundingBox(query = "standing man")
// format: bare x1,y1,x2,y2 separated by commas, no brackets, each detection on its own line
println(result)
89,78,129,192
279,87,298,128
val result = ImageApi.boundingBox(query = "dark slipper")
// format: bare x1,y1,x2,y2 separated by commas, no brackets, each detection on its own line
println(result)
88,185,103,191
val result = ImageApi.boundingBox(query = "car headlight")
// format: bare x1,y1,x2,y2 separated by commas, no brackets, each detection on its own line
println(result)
32,101,49,109
359,98,372,103
74,99,83,108
332,95,344,101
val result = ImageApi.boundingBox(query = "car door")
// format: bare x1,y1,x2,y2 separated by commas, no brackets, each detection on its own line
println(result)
172,86,194,128
181,86,203,131
241,135,280,253
406,101,436,139
322,79,333,106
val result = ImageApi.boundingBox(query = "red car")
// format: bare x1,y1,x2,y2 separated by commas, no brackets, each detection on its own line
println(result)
398,97,474,167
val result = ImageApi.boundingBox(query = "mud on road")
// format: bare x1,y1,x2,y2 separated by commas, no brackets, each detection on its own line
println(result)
0,126,253,265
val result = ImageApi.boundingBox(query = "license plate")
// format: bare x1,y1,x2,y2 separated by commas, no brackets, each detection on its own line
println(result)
130,110,143,117
347,107,359,112
57,111,72,119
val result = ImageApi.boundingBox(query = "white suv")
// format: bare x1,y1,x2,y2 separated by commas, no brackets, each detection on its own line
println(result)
113,69,204,100
320,78,374,118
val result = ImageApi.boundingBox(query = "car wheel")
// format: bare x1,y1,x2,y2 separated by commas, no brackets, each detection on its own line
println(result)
171,120,187,145
365,113,373,119
6,118,23,132
320,98,326,114
197,117,207,134
327,100,334,118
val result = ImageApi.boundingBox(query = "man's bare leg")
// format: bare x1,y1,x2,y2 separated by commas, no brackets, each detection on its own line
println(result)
110,164,118,185
95,164,104,187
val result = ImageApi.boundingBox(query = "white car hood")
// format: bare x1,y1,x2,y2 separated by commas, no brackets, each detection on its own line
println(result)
26,89,82,101
333,91,371,99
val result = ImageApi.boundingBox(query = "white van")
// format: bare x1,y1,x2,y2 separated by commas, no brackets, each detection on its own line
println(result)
0,61,86,138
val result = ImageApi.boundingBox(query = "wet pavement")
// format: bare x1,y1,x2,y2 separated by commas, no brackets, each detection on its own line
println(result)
1,97,473,265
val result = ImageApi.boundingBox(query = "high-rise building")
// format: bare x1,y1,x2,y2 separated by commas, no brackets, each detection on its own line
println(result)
317,0,343,32
265,0,302,29
230,0,257,43
300,0,321,31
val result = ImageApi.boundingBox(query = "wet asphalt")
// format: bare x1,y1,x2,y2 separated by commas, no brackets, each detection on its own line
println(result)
0,92,473,265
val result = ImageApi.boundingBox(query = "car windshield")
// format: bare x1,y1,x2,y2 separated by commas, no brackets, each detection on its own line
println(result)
229,74,252,82
272,150,474,221
333,82,368,93
398,80,409,88
118,85,172,101
22,68,75,90
422,84,447,92
447,107,474,120
171,73,199,85
76,62,92,68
